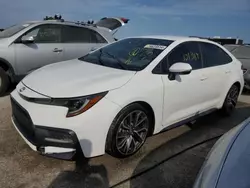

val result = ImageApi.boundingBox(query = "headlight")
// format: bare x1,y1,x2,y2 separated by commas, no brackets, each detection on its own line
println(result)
26,92,108,117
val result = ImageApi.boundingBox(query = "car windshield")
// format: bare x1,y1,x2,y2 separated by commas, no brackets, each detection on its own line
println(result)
0,23,32,38
79,38,173,71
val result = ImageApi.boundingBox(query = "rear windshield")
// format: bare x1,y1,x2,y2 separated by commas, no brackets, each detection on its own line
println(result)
79,38,173,71
0,23,32,38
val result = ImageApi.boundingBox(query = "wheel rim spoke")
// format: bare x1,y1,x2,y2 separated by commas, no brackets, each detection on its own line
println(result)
133,131,143,143
120,121,130,131
118,137,127,149
134,126,147,133
129,113,133,125
125,136,133,154
134,111,142,125
227,86,239,106
135,116,147,127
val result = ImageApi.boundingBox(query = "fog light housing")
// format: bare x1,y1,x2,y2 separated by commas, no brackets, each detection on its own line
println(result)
35,126,77,148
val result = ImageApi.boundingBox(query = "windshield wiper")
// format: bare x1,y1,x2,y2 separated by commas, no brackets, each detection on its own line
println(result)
100,49,128,70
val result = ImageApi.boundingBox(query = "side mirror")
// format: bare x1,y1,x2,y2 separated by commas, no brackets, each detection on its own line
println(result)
168,62,192,80
21,35,35,43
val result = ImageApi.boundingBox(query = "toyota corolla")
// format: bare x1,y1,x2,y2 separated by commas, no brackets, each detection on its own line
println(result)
10,36,244,160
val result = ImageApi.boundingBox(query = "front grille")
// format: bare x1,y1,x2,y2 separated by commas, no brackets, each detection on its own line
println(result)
11,97,36,144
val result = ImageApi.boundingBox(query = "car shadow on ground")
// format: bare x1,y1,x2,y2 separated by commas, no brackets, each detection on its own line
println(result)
128,103,250,188
48,139,109,188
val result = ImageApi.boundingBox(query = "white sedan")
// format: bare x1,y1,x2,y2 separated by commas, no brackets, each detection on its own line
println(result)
10,36,244,159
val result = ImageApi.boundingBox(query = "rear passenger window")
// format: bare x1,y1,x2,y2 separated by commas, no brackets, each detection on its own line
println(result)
90,31,107,43
200,42,232,68
62,26,92,43
168,42,202,70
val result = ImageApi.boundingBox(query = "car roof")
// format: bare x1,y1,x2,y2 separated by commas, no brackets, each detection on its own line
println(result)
24,20,97,28
130,35,216,43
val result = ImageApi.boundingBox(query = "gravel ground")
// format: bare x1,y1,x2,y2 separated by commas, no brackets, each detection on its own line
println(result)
0,91,250,188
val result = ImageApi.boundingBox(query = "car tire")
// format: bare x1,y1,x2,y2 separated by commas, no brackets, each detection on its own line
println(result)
220,84,240,116
106,103,152,158
0,67,10,96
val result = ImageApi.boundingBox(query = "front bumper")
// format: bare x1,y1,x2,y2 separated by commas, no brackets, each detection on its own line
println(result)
11,97,79,160
10,87,121,159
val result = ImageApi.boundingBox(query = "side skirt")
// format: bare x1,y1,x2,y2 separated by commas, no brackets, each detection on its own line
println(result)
160,108,218,133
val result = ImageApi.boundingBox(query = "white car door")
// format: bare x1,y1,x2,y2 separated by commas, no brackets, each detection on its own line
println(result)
14,24,64,75
159,42,208,127
199,42,233,108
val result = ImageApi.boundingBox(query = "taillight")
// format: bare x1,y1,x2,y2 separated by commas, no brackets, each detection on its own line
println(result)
120,17,129,23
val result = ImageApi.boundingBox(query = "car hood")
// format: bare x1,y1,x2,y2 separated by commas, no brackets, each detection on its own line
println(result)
0,38,10,46
22,59,136,98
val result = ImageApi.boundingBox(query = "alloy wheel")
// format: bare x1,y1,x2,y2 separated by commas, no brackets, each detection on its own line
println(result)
116,110,149,155
226,85,239,107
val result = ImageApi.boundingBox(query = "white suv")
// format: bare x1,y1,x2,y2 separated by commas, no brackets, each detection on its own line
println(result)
10,36,244,160
0,16,129,95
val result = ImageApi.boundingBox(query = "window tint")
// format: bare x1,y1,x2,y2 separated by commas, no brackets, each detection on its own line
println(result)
168,42,202,70
62,26,92,43
24,24,61,43
200,42,232,68
90,31,107,43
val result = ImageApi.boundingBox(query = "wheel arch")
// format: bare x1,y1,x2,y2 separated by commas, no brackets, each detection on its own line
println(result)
233,81,241,91
219,81,242,109
0,58,15,81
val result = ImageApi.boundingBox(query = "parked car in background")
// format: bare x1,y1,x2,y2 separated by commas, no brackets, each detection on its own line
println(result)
194,117,250,188
11,36,243,160
224,45,250,90
0,16,129,95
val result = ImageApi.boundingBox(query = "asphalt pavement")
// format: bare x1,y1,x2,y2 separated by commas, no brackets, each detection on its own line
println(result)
0,91,250,188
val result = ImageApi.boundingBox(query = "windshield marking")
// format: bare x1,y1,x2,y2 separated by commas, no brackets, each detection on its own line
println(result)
144,44,167,50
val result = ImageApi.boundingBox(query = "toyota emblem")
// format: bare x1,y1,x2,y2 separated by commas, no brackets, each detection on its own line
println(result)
19,87,26,93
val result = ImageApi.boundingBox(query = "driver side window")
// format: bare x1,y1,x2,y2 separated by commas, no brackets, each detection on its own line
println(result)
153,42,202,74
22,24,62,43
168,42,202,70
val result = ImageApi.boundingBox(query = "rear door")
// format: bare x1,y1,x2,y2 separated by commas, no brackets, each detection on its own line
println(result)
61,25,108,61
199,42,234,107
14,24,64,75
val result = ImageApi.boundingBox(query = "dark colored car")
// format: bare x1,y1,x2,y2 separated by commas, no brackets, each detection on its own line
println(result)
225,45,250,90
193,117,250,188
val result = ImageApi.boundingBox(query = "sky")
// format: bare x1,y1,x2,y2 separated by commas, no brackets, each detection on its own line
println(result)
0,0,250,42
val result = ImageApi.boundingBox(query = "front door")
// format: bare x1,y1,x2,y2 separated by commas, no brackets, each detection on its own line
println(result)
14,24,63,75
161,42,206,127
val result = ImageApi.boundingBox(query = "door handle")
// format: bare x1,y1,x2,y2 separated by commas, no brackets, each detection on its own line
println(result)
225,70,231,74
53,48,63,53
200,77,208,81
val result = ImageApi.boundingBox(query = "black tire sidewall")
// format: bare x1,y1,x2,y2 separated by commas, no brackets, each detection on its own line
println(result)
106,103,152,158
0,68,10,96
